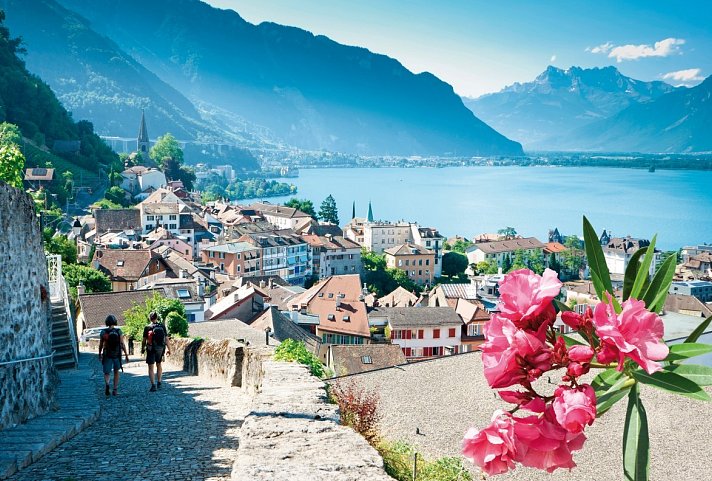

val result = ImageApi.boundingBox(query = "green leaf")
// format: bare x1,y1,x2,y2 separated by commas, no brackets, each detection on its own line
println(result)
632,369,710,401
630,236,657,301
583,216,614,300
665,343,712,361
623,385,649,481
592,368,623,393
665,364,712,386
623,247,648,301
597,385,631,416
553,299,572,312
641,254,676,313
684,315,712,344
561,334,585,347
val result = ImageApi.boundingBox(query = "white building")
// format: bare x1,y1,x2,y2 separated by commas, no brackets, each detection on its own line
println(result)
120,166,167,199
250,202,312,230
376,306,464,359
410,225,444,277
466,237,546,268
602,237,659,278
363,221,412,253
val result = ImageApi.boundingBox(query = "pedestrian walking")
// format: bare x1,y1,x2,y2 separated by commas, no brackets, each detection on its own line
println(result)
141,311,171,392
98,314,129,396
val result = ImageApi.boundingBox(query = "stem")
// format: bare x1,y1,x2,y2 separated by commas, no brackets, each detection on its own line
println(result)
590,362,618,369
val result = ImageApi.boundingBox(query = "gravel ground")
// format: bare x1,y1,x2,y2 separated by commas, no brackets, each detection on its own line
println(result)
189,319,274,347
335,351,712,480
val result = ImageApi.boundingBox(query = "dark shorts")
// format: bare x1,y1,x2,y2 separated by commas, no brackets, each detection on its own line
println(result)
146,347,165,365
102,356,121,374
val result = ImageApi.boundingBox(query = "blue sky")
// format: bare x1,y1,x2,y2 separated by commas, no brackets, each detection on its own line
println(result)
205,1,712,97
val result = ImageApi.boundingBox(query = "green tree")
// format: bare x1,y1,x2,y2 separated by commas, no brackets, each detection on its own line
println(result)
0,122,22,145
61,170,74,196
475,260,498,275
510,249,527,271
123,292,188,340
104,186,130,207
548,252,562,275
451,239,474,254
442,252,468,277
318,194,339,224
62,263,111,300
45,235,77,264
497,226,517,239
561,236,585,278
0,142,25,189
361,249,387,271
165,311,189,338
150,133,184,166
527,249,546,275
285,198,317,218
91,198,123,209
501,253,513,273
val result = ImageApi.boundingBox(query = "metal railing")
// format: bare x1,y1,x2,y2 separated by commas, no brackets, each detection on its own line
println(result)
60,274,79,367
0,351,55,367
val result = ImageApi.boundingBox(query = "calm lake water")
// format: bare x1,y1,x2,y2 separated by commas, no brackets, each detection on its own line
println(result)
250,166,712,250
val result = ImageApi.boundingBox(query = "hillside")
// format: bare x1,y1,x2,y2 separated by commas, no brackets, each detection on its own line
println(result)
0,10,118,194
464,66,675,150
57,0,522,156
558,75,712,153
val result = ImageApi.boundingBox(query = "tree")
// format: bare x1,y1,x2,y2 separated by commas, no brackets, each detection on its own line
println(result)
150,133,184,166
285,198,317,218
442,252,468,277
451,239,474,254
91,198,123,210
475,260,499,275
561,236,586,278
526,249,546,275
319,194,339,224
0,142,25,189
123,292,188,340
548,252,562,275
360,249,420,296
510,250,527,271
497,227,518,239
161,156,181,181
0,122,22,145
62,171,74,196
501,253,513,273
104,186,130,207
45,235,77,264
62,263,111,300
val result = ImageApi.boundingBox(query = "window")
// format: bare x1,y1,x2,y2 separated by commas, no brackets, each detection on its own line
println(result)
426,259,430,266
426,241,431,247
405,260,409,266
177,289,191,299
188,313,195,322
169,215,177,220
449,328,456,338
418,329,424,339
116,260,124,267
433,329,440,339
327,314,335,321
147,215,155,221
169,224,177,230
220,263,225,271
343,315,350,322
237,266,241,272
185,250,189,255
419,270,422,275
361,356,372,364
418,259,423,266
468,324,482,336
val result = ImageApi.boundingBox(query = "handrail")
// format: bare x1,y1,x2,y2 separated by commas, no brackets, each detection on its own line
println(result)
59,275,79,367
0,351,55,367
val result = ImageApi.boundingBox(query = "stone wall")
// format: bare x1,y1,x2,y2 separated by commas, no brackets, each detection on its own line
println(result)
0,184,57,431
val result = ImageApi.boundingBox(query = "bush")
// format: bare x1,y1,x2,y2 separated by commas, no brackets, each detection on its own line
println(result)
123,292,187,340
330,380,381,443
273,339,325,378
62,263,111,300
165,311,189,338
376,441,473,481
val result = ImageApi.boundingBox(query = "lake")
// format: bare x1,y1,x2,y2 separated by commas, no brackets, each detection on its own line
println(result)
248,166,712,250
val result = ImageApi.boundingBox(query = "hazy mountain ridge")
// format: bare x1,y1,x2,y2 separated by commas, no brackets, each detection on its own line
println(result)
56,0,522,156
464,66,676,150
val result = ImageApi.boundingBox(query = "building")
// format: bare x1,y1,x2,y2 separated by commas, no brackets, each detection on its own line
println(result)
93,208,142,236
76,289,161,335
384,243,435,286
287,275,371,346
93,248,169,291
427,283,479,308
250,202,313,230
465,237,546,267
455,298,490,352
200,241,262,277
377,286,420,308
120,166,167,198
204,284,266,321
410,226,444,277
238,230,311,286
24,167,54,189
144,227,193,260
682,252,712,279
139,202,195,251
603,237,659,278
250,306,322,355
302,234,361,279
326,344,406,376
379,306,463,359
363,221,413,253
343,217,367,246
669,281,712,303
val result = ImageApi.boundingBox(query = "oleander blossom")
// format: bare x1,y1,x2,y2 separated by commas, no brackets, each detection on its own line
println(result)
462,411,517,475
482,315,552,388
513,407,587,473
593,298,669,374
552,385,597,433
498,268,562,335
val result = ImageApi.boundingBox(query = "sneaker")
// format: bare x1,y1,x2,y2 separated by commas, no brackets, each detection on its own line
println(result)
149,384,157,392
157,381,162,390
105,385,110,396
112,389,118,396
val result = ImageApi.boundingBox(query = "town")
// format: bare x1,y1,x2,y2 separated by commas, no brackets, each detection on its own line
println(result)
28,115,712,378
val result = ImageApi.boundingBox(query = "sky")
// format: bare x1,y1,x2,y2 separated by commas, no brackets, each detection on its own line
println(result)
204,0,712,98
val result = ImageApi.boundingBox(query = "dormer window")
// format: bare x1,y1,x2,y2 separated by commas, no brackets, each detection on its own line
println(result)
177,289,191,299
327,314,335,321
328,293,334,299
361,356,372,364
117,260,124,266
342,315,350,322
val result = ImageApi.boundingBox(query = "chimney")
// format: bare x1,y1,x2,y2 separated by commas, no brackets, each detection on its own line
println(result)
77,282,86,296
362,283,369,296
259,280,266,289
180,269,188,279
198,278,205,297
268,278,275,289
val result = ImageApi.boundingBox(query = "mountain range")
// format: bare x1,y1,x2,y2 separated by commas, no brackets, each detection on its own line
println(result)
465,65,712,153
3,0,523,157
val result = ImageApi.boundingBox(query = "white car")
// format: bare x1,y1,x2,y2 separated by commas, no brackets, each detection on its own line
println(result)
80,327,103,343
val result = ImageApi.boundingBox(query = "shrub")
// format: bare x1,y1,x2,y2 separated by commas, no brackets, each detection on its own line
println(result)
165,311,189,338
330,380,381,443
273,339,325,378
123,292,187,340
376,441,473,481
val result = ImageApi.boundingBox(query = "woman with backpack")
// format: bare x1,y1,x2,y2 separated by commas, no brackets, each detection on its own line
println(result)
141,311,172,392
98,315,129,397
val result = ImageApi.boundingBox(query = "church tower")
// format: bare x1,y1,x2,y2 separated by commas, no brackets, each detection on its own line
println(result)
137,109,150,158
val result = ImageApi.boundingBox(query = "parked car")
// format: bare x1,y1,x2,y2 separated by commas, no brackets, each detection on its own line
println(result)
80,327,103,343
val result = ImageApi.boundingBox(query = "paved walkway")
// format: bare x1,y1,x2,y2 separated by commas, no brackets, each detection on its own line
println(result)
7,356,252,481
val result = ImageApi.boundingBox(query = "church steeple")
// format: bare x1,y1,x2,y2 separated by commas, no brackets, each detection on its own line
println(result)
137,109,150,157
367,201,374,222
352,201,356,220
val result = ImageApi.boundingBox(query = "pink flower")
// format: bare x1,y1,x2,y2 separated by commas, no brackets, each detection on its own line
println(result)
513,408,587,473
568,345,594,363
596,341,619,365
593,298,669,374
552,385,596,433
498,269,562,334
482,315,552,388
561,311,583,330
566,362,589,378
462,411,517,475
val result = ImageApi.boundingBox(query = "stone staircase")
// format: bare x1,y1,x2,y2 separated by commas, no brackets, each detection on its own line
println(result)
51,300,77,370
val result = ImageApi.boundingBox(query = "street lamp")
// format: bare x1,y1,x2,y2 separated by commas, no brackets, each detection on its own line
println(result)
264,326,272,346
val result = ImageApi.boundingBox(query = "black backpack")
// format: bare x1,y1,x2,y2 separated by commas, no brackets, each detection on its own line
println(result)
105,328,121,355
151,323,167,347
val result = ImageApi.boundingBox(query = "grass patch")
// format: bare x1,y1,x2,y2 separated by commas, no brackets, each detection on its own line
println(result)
376,441,473,481
273,339,325,378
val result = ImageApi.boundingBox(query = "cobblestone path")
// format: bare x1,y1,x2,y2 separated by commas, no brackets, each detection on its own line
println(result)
8,357,251,481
